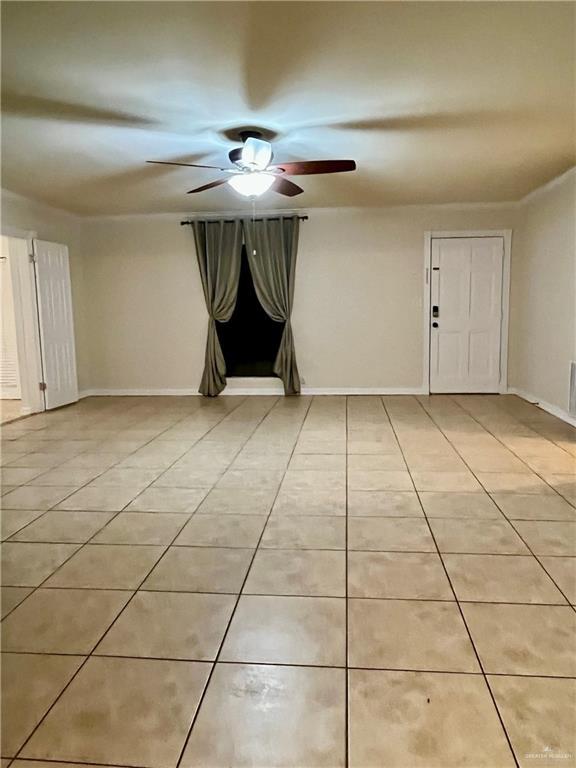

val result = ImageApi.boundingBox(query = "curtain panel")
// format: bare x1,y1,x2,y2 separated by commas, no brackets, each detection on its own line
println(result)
192,219,242,396
243,216,301,395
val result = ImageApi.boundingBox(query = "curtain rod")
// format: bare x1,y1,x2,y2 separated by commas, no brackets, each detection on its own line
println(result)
180,215,308,226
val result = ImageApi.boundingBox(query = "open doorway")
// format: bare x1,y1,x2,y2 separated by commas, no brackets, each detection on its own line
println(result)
0,234,79,422
1,238,23,422
0,234,42,421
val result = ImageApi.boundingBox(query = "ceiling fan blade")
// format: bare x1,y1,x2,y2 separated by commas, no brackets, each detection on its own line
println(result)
147,160,229,171
187,178,229,194
3,91,154,127
271,177,304,197
272,160,356,175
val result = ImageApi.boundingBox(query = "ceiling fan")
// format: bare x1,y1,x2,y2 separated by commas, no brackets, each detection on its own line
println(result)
146,130,356,197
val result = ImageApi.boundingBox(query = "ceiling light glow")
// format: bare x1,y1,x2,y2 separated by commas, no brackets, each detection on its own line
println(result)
228,172,275,197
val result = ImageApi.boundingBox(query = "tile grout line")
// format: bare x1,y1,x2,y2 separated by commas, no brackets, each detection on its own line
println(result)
1,398,144,455
94,395,283,661
5,539,575,557
2,395,573,765
173,394,314,768
1,398,251,620
436,396,576,613
417,397,576,748
380,395,521,768
6,393,234,496
3,396,204,500
4,397,248,746
496,515,576,611
1,396,218,602
7,395,258,760
451,396,576,505
469,394,576,461
2,589,573,605
344,396,350,768
4,648,576,679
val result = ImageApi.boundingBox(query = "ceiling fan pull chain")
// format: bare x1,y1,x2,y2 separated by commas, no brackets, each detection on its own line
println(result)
251,198,257,255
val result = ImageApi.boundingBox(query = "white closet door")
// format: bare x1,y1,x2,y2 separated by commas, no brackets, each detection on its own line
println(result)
0,238,21,399
430,237,504,393
33,239,78,409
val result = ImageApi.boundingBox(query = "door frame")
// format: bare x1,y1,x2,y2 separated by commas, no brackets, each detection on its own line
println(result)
1,229,45,415
422,230,512,395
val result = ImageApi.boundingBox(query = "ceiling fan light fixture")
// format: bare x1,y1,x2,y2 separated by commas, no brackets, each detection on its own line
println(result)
240,137,273,170
228,172,275,197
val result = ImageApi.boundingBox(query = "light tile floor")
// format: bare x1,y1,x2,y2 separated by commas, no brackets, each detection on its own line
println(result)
0,401,22,426
1,394,575,767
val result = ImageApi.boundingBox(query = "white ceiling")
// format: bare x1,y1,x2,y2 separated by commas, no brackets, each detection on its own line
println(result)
2,1,574,215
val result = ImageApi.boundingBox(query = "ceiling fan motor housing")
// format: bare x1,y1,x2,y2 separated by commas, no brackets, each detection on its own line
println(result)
228,129,269,166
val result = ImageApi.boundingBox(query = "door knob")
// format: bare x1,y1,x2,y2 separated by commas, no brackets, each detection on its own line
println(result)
432,322,438,328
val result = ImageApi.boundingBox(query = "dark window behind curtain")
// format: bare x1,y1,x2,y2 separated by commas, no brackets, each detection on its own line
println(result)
216,246,284,377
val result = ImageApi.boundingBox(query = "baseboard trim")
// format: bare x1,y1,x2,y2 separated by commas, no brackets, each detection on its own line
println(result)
79,385,428,398
79,388,201,397
302,387,428,395
508,387,576,428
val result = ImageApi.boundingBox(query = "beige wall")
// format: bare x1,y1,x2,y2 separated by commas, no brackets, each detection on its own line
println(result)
509,168,576,413
1,189,90,390
6,175,573,408
79,205,516,392
80,216,205,391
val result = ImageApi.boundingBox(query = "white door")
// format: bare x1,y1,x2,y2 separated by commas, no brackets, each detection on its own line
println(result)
0,239,22,399
33,239,78,409
430,237,504,393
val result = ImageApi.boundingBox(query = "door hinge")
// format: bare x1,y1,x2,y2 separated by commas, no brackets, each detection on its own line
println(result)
39,382,47,391
29,253,35,263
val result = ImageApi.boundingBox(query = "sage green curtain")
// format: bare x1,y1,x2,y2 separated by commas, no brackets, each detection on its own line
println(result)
193,219,242,396
243,216,301,395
